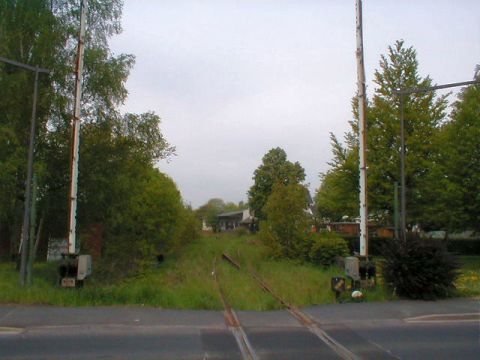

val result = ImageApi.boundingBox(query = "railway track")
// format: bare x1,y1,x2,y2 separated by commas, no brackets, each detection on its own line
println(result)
213,252,358,360
212,257,258,360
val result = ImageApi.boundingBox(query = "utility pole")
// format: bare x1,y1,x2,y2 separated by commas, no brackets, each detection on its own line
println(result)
58,0,92,289
393,182,399,240
67,0,87,255
399,93,406,242
355,0,368,256
0,56,51,287
20,69,39,287
26,174,38,286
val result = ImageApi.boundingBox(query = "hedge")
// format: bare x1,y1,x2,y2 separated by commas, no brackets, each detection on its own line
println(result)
339,235,480,256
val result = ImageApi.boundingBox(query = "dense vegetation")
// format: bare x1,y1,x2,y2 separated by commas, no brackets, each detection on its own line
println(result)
259,185,349,266
381,235,460,299
0,1,197,276
1,233,477,308
315,40,480,233
259,183,311,259
248,147,306,221
0,234,388,308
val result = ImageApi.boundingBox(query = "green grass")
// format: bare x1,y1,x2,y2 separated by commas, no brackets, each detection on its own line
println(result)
1,234,478,309
455,256,480,297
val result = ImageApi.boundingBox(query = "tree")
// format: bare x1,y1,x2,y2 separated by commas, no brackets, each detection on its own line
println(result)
195,198,226,232
0,0,134,255
315,40,448,228
0,0,69,253
248,147,305,220
260,183,310,259
315,134,358,221
367,40,447,225
0,1,196,276
423,72,480,231
100,168,185,275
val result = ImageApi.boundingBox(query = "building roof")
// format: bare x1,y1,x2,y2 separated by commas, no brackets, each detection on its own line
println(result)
217,210,245,218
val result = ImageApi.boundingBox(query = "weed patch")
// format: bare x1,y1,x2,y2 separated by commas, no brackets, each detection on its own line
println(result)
1,235,478,309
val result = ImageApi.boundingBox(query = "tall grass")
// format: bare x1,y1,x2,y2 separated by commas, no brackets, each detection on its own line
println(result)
455,256,480,297
1,234,477,309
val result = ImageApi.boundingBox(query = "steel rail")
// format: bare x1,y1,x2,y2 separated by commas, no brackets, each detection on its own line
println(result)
212,257,257,360
221,252,358,360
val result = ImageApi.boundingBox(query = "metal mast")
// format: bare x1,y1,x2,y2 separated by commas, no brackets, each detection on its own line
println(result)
0,56,50,287
355,0,368,256
67,0,87,254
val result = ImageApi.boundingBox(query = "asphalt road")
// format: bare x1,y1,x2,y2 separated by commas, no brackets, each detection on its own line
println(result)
0,298,478,359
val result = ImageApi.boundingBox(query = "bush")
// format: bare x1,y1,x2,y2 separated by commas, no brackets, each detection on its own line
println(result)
260,184,310,259
381,235,460,300
99,169,198,280
174,206,201,249
309,232,349,267
446,238,480,255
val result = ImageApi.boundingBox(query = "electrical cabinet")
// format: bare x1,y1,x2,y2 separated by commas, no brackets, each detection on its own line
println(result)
345,256,360,281
77,255,92,280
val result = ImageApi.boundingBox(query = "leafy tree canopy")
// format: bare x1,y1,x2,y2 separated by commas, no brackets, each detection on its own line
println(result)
421,70,480,231
248,147,305,220
0,1,194,274
316,40,449,228
260,183,310,259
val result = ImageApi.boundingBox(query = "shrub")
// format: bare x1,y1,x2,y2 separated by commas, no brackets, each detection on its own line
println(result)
309,232,349,267
174,206,201,249
99,169,198,280
260,183,310,259
381,235,460,300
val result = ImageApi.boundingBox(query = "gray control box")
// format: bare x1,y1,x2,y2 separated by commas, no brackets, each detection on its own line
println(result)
345,256,360,281
77,255,92,280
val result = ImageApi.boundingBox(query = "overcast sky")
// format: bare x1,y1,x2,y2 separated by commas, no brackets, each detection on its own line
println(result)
109,0,480,208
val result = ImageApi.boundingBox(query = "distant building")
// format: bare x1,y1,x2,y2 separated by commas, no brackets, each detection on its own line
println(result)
217,210,255,231
201,219,213,232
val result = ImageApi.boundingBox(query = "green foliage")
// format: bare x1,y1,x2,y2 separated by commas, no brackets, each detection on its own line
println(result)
175,206,201,249
381,236,460,300
249,147,305,220
431,80,480,231
315,134,358,221
0,0,132,248
455,256,480,297
0,1,195,274
0,234,348,309
98,169,197,278
2,235,477,308
259,183,310,259
233,226,249,237
316,40,450,227
309,232,349,267
368,41,447,226
195,198,226,232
